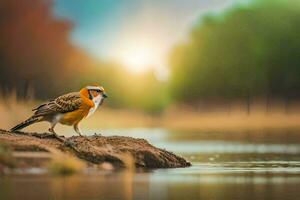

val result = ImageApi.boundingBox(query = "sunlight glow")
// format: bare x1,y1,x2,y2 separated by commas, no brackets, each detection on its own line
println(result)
114,40,169,80
120,46,156,73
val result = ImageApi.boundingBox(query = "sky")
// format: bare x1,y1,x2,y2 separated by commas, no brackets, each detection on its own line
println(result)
53,0,242,76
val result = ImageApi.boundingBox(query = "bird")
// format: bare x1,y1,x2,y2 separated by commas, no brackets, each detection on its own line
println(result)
10,84,108,137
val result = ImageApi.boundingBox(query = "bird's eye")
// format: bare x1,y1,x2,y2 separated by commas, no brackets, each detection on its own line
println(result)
90,89,101,93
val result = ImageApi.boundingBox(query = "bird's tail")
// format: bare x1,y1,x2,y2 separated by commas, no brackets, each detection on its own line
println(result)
10,117,39,132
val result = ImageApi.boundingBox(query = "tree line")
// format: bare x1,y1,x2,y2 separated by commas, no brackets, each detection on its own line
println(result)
1,0,299,113
169,0,300,108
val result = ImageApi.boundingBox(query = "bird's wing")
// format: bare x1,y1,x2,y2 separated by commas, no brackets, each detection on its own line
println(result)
32,92,83,117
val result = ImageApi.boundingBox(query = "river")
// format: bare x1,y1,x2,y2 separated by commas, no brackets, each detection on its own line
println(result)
1,128,300,200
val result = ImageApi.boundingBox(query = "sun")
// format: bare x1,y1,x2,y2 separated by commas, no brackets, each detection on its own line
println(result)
120,46,157,73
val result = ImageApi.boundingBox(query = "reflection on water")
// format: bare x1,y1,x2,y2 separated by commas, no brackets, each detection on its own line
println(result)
1,128,300,200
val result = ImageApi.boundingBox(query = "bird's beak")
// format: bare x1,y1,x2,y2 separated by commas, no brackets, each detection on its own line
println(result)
103,93,108,98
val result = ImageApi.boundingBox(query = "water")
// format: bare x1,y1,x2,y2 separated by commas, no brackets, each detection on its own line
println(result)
1,128,300,200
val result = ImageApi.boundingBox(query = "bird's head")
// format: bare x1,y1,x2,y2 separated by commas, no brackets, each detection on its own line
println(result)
80,84,108,103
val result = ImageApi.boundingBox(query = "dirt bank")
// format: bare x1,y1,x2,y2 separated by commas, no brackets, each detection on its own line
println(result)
0,129,190,171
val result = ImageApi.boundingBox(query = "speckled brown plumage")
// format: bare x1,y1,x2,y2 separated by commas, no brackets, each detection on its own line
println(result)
32,92,83,117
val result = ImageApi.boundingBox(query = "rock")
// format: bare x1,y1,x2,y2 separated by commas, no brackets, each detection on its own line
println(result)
0,129,191,169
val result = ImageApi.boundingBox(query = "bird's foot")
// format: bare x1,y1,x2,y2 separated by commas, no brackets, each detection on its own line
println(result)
93,132,102,137
64,139,76,148
76,131,92,141
48,128,57,135
47,129,65,143
39,133,52,139
41,130,56,139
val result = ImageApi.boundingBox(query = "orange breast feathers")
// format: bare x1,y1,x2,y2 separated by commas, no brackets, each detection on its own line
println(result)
59,89,95,125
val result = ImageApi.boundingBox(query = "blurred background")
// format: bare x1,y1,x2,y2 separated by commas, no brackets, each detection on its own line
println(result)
0,0,300,132
1,1,300,200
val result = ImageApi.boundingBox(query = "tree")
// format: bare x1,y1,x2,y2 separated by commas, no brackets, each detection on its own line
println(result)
0,0,80,98
169,0,300,106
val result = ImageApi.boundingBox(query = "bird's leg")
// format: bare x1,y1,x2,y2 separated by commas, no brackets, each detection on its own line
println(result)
73,123,82,136
48,122,58,135
74,123,92,141
48,122,76,148
48,122,65,143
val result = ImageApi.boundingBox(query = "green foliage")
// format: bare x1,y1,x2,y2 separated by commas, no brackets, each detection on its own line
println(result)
104,68,168,114
169,0,300,103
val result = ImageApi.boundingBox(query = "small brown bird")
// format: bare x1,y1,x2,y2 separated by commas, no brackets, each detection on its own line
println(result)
11,84,108,136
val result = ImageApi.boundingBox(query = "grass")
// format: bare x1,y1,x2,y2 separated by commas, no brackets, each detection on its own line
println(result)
0,143,15,168
162,108,300,131
0,92,35,130
82,104,300,131
47,153,85,175
1,93,300,132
